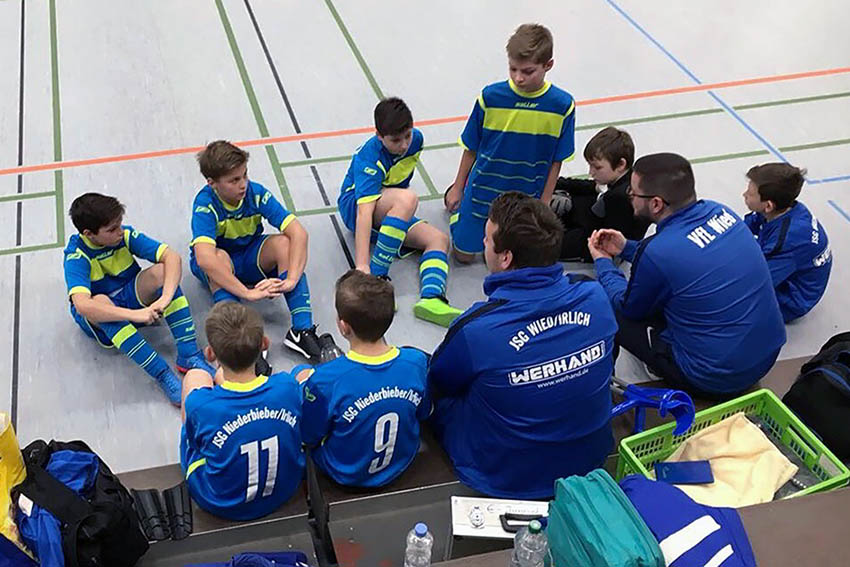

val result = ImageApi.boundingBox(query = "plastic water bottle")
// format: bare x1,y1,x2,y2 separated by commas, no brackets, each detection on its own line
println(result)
510,520,548,567
403,522,434,567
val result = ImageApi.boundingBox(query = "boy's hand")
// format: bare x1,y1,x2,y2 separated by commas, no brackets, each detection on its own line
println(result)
148,296,170,316
588,229,626,260
131,306,163,325
355,264,371,275
278,278,298,293
246,279,284,301
444,182,463,213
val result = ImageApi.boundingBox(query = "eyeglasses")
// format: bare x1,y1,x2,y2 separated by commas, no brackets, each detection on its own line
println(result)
626,186,669,205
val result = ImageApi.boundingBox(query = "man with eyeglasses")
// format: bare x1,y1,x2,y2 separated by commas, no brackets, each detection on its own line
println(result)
587,153,785,398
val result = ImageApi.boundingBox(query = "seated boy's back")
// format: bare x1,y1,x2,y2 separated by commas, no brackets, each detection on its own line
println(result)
301,270,430,487
181,303,305,521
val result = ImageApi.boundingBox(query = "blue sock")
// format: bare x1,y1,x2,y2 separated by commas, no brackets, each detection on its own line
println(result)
213,288,241,304
419,250,449,299
370,215,411,276
99,320,171,381
280,271,313,330
161,286,201,359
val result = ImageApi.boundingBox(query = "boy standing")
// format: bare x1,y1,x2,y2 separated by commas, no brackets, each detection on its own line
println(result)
551,127,649,261
300,270,430,488
338,97,462,328
445,23,576,263
743,163,831,322
190,140,322,361
181,302,305,521
63,193,214,405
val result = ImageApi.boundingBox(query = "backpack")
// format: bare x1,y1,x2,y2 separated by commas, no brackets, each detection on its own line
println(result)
782,332,850,459
12,440,149,567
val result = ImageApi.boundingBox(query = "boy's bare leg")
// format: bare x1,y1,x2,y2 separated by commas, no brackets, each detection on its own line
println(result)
181,368,214,421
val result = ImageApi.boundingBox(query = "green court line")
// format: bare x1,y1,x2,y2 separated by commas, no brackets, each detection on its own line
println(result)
214,0,294,211
280,90,850,170
323,0,438,197
0,242,63,257
50,0,64,246
290,135,850,218
0,190,56,204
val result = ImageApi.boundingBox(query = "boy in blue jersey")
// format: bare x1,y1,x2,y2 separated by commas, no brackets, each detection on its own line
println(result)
300,270,430,488
589,153,786,397
190,140,323,363
429,193,617,499
743,163,831,322
445,23,576,263
338,97,462,328
63,193,214,405
181,302,305,521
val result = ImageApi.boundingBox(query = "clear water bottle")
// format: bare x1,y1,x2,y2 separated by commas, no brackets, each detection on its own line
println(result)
403,522,434,567
510,519,548,567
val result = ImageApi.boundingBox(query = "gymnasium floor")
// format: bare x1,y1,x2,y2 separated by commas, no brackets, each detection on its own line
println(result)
1,0,848,474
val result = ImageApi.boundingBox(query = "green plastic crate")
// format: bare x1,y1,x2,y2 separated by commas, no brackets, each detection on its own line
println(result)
616,389,850,497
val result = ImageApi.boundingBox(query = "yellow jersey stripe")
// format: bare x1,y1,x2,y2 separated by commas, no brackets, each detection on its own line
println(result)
220,215,263,240
220,374,269,392
68,286,91,297
379,224,407,241
155,243,168,262
482,107,565,138
280,213,296,232
163,295,189,317
191,236,217,247
449,213,459,225
186,458,206,479
420,258,449,273
346,346,400,365
508,79,551,98
111,324,138,349
384,152,421,187
356,194,381,205
91,247,135,282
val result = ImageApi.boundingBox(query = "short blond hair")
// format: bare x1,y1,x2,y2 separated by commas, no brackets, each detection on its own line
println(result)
506,23,553,64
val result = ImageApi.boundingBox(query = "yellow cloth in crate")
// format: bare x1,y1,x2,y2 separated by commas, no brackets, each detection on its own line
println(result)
0,412,30,554
667,413,797,507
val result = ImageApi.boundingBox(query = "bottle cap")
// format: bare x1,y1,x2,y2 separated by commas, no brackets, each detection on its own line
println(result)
414,522,428,537
528,520,542,534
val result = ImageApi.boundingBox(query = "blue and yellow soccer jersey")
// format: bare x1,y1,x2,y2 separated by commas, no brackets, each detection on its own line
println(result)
461,80,575,204
337,128,424,231
181,373,305,521
63,226,167,298
190,181,296,254
301,347,430,488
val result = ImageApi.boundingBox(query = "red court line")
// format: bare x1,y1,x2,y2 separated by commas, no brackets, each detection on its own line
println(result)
2,65,849,178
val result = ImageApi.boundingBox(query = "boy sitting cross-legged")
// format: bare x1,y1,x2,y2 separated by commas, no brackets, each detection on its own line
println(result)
63,193,214,405
299,269,431,488
190,140,324,364
181,302,305,521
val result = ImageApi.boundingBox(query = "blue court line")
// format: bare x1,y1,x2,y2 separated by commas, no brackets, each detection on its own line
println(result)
827,200,850,222
808,175,850,185
605,0,790,164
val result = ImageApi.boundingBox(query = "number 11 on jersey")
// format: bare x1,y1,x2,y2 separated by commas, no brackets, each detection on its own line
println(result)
240,436,279,502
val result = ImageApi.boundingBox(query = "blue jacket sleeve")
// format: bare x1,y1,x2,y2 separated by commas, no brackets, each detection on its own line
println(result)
428,324,476,397
764,249,798,287
620,239,639,262
595,245,671,319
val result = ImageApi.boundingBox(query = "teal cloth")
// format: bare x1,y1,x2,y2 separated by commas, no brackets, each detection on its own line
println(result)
547,469,664,567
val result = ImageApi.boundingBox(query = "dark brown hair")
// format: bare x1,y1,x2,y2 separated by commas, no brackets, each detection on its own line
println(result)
506,24,553,64
584,127,635,169
197,140,249,180
69,193,125,233
335,269,395,342
488,192,562,269
633,153,695,209
374,97,413,137
746,163,806,210
205,302,264,372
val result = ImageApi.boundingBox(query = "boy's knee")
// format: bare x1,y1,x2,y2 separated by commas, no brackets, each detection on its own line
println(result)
267,234,290,256
391,191,419,218
148,263,166,285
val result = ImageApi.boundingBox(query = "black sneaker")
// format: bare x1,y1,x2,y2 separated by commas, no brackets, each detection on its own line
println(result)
284,325,322,361
318,333,344,364
254,354,272,377
376,274,392,282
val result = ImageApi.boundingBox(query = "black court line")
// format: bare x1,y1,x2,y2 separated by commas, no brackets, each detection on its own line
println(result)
11,0,25,430
243,0,354,268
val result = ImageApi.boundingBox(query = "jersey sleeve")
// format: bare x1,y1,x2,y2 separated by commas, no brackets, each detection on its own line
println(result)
255,184,296,232
191,197,219,247
352,155,386,205
553,100,576,162
63,247,92,297
459,96,485,152
300,374,334,447
124,226,167,263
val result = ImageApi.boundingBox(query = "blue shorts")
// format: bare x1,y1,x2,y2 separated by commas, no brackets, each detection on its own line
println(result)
190,235,275,289
450,193,489,254
70,274,146,348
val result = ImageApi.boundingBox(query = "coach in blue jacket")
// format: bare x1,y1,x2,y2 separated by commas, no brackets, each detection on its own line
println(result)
588,153,786,397
429,193,618,499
